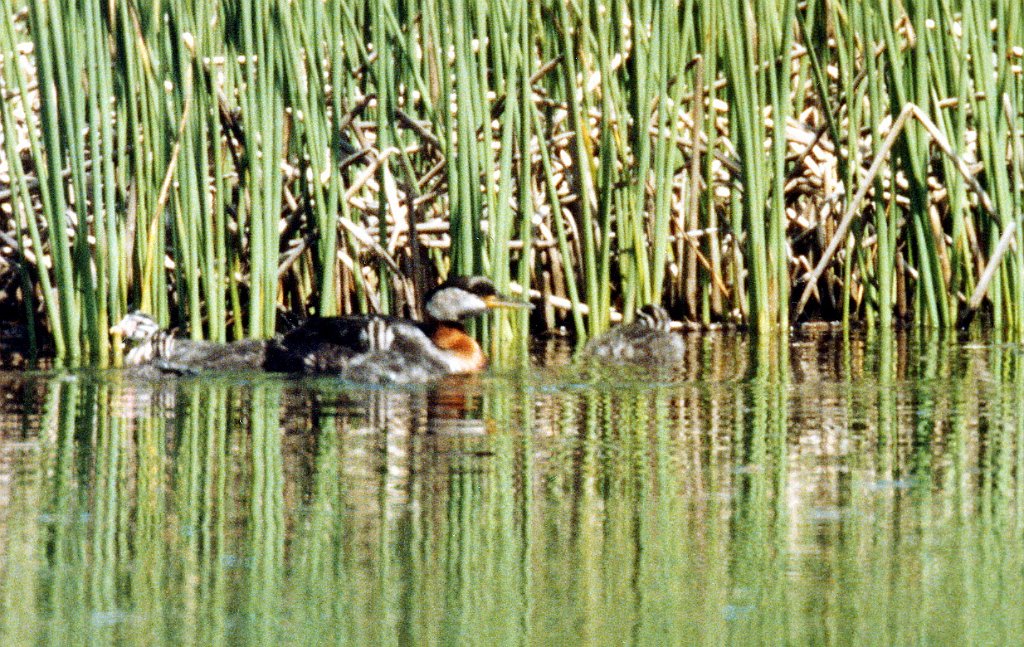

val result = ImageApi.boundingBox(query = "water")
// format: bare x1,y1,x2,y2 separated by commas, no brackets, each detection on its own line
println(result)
1,331,1023,645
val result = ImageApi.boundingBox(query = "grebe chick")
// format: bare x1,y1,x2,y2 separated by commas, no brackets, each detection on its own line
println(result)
110,312,178,369
582,304,685,364
266,275,532,383
111,312,267,374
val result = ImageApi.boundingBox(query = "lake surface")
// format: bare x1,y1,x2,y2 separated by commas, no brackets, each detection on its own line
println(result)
1,330,1022,645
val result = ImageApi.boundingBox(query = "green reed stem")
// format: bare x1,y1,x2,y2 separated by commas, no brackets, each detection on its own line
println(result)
1,0,1023,355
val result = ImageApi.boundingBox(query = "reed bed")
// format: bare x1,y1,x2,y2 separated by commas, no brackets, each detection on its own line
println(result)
0,0,1022,362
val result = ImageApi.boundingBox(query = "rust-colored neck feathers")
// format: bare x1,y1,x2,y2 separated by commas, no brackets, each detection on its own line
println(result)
429,323,486,373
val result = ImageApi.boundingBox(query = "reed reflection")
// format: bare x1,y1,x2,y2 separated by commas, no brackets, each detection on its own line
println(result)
0,332,1020,644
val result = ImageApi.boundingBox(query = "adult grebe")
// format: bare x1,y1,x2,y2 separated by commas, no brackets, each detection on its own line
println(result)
111,312,267,374
265,275,532,382
582,304,685,364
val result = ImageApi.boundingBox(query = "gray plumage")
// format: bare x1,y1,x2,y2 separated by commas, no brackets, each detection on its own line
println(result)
582,304,685,365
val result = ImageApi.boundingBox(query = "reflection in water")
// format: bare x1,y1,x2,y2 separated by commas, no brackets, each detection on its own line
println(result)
0,331,1023,644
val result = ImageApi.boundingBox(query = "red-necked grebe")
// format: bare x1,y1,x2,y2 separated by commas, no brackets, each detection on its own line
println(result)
266,275,532,382
582,304,685,364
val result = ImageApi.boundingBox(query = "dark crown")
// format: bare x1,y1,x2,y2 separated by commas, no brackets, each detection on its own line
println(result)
426,275,498,300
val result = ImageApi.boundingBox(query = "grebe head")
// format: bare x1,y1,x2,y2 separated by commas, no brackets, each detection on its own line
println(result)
110,311,176,365
636,304,673,332
424,276,532,323
110,311,161,342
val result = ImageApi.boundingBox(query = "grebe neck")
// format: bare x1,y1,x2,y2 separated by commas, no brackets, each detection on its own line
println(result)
424,321,486,373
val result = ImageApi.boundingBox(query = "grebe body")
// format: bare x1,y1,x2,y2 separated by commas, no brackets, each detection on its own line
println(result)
267,275,530,383
583,304,685,364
